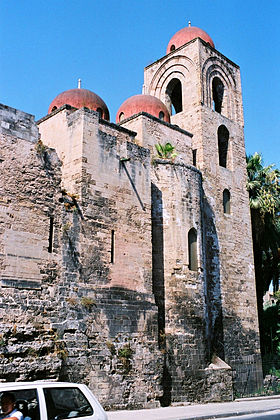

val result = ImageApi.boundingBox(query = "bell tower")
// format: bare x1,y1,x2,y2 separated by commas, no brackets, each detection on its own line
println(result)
144,23,263,395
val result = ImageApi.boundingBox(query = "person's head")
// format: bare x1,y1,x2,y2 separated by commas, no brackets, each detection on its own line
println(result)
1,392,16,415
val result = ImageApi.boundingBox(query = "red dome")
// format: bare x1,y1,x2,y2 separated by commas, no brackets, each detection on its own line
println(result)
48,88,110,120
116,94,170,123
167,25,214,54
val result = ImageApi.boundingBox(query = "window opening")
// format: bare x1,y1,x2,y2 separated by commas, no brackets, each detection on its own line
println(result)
119,112,124,122
1,388,40,420
170,45,175,52
166,78,182,114
192,149,197,167
212,77,224,114
223,189,231,214
43,387,93,420
51,106,57,112
111,230,115,263
48,216,54,253
218,125,229,168
188,228,198,271
159,111,165,120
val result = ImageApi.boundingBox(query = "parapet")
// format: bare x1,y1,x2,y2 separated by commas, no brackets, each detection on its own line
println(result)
0,103,38,143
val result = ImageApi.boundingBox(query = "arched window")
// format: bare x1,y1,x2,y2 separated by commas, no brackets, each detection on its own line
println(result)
223,189,231,214
96,108,103,118
166,78,182,115
119,112,125,122
188,228,198,271
170,45,175,52
159,111,165,120
218,125,229,168
212,77,224,114
51,106,57,112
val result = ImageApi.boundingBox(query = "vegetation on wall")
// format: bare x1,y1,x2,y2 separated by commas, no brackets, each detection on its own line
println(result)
155,142,177,160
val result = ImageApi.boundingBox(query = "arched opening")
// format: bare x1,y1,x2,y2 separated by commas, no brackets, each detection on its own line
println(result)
166,78,182,115
159,111,165,120
188,228,198,271
212,77,224,114
223,189,231,214
119,112,125,122
51,106,57,112
96,108,103,118
170,45,175,52
218,125,229,168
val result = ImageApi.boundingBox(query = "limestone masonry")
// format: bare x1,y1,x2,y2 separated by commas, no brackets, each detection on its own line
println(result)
0,25,262,408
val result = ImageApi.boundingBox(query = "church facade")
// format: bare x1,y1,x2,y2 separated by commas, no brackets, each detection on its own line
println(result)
0,24,262,408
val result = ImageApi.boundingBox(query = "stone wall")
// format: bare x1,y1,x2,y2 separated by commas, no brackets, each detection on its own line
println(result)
143,36,262,396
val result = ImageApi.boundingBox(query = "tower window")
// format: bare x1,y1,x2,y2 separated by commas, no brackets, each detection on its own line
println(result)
192,149,197,167
51,106,57,113
170,45,175,52
212,77,224,114
110,229,115,263
218,125,229,168
48,216,54,253
119,112,124,122
159,111,165,120
166,78,182,115
223,189,231,214
188,228,198,271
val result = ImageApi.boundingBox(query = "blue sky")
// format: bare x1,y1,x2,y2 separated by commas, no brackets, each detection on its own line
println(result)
0,0,279,168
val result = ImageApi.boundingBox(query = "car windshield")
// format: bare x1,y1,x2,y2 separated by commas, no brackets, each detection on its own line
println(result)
43,387,93,420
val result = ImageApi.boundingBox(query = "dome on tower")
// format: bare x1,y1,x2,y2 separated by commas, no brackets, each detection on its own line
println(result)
166,23,214,54
116,94,170,123
48,87,110,120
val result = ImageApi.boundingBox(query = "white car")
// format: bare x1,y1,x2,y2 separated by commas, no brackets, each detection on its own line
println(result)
0,382,107,420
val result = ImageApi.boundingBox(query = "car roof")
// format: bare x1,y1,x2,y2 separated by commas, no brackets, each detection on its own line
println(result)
0,382,81,388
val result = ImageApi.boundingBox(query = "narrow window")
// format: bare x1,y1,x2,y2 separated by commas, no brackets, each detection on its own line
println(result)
51,106,57,113
170,45,176,52
111,230,115,263
119,112,124,122
188,228,198,271
223,189,231,214
48,216,54,253
166,78,182,114
212,77,224,114
192,149,197,167
96,108,103,118
218,125,229,168
159,111,165,120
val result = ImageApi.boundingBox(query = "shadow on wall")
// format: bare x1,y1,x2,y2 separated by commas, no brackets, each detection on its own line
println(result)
203,195,225,362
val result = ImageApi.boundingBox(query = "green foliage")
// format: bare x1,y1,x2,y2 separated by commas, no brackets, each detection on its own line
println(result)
246,153,280,295
262,302,280,355
81,296,96,310
106,341,116,356
118,344,133,374
35,139,47,155
155,142,177,160
246,153,280,356
118,344,133,359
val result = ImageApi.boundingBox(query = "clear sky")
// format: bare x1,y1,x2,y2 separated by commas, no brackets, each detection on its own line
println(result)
1,0,279,168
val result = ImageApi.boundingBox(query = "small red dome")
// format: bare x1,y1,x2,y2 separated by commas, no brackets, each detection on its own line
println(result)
116,94,170,123
48,88,110,120
167,25,214,54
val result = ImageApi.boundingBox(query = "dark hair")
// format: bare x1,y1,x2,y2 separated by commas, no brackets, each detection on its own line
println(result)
1,392,16,403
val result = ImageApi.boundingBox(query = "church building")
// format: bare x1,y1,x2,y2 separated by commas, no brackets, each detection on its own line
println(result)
0,23,262,408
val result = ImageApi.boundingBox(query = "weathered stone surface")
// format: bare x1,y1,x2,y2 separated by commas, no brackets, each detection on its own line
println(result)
0,30,262,408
